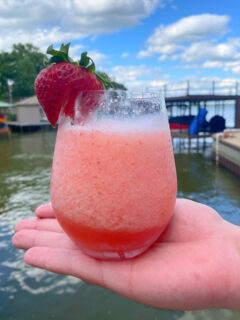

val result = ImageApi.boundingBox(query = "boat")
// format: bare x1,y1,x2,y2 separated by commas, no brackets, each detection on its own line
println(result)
0,115,11,137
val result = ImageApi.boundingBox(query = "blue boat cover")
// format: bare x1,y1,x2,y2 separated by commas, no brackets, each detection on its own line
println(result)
189,108,208,135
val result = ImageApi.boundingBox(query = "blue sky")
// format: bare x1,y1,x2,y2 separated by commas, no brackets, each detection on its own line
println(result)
0,0,239,90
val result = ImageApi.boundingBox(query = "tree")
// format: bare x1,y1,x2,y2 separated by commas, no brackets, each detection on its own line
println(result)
0,43,46,101
0,44,127,102
0,51,13,99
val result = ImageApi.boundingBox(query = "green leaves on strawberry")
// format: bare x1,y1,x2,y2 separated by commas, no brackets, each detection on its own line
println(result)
35,43,112,127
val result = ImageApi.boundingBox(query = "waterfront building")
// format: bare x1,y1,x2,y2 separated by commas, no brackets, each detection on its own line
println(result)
7,96,51,132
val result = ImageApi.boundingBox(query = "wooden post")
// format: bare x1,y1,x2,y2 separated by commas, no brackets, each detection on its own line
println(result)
189,101,192,116
203,133,206,149
196,135,199,151
235,97,240,128
188,135,191,152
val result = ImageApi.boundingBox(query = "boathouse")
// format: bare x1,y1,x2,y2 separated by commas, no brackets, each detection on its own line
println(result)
7,96,50,132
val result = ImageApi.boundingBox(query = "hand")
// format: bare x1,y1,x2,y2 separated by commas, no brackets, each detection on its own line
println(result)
12,199,240,311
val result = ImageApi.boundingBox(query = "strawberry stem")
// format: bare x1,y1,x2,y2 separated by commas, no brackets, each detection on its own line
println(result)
45,43,77,65
79,52,96,72
45,43,115,89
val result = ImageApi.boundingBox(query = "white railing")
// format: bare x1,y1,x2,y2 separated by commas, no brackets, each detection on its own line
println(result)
154,80,240,97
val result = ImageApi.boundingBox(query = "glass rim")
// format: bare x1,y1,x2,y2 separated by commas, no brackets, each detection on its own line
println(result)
75,89,165,96
75,89,166,108
60,90,167,124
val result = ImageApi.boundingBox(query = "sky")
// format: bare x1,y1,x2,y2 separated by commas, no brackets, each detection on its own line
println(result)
0,0,240,91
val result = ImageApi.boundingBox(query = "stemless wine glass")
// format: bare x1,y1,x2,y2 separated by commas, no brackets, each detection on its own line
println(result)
50,90,177,260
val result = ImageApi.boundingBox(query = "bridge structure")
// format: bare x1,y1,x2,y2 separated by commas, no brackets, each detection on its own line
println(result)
156,80,240,128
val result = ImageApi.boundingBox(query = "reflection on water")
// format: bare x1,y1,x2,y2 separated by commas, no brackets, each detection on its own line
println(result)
3,258,80,295
176,151,240,225
0,131,240,319
179,309,239,320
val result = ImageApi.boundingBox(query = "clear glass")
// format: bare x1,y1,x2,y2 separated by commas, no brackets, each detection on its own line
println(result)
50,90,177,260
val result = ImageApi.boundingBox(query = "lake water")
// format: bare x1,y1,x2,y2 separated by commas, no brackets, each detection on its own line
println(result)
0,130,240,320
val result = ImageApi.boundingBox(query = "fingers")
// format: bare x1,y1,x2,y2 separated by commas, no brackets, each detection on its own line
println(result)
12,229,77,250
14,218,63,233
24,247,103,286
35,203,55,218
23,246,151,304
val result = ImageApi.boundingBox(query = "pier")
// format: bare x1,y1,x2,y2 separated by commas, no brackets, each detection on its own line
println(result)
157,80,240,174
165,94,240,128
160,80,240,128
2,96,53,133
153,80,240,152
212,129,240,177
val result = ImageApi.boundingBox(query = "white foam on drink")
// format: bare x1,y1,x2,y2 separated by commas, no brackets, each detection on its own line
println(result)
61,111,169,133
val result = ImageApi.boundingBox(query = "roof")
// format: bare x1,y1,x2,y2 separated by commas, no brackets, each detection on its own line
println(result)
15,96,40,106
0,101,14,108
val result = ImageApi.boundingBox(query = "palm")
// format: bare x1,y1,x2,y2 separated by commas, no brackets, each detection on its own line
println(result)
13,199,240,310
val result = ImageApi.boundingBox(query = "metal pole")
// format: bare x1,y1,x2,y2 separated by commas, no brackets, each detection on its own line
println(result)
212,81,215,95
164,84,167,97
186,80,190,96
215,133,222,164
7,80,14,117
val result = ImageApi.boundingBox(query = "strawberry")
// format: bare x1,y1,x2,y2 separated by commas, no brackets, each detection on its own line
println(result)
35,43,111,126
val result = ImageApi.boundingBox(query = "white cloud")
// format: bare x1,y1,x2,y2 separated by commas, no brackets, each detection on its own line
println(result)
121,52,129,58
138,14,229,59
181,39,240,63
137,13,240,75
0,27,84,53
183,77,240,95
87,50,109,69
69,44,85,60
224,61,240,74
71,0,161,33
150,77,240,96
111,65,161,81
0,0,162,52
150,80,168,87
184,39,240,74
202,61,224,69
109,65,165,89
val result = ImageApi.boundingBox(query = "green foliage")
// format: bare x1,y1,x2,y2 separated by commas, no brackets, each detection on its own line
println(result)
0,43,46,100
0,43,127,101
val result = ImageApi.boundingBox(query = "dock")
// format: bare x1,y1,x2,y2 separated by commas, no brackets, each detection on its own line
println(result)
166,94,240,129
7,122,52,133
0,96,55,133
171,130,211,152
212,130,240,177
158,80,240,128
156,80,240,156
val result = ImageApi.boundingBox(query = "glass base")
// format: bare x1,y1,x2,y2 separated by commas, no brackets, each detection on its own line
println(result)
81,243,152,260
